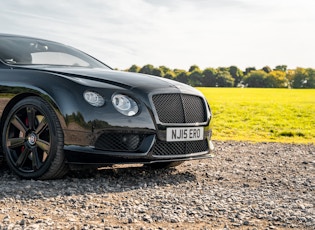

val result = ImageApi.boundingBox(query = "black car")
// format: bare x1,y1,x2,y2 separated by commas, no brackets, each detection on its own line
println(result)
0,34,214,179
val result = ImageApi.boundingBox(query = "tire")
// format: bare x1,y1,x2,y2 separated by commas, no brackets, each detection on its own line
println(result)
2,96,68,179
148,161,183,169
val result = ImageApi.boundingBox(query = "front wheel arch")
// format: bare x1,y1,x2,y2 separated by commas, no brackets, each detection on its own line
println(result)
0,93,65,144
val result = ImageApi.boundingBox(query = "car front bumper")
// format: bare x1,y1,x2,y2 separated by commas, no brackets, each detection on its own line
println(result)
63,130,214,166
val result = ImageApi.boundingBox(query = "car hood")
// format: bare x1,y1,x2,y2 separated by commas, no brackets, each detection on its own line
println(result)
24,66,202,95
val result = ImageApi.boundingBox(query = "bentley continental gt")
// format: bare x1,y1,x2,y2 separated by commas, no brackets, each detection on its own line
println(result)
0,34,214,179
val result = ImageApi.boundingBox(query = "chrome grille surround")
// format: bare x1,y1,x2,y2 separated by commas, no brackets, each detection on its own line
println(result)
151,93,209,157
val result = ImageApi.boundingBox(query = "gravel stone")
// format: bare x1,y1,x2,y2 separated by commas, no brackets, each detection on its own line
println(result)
0,141,314,229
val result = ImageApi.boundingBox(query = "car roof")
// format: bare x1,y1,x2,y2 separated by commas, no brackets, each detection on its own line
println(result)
0,33,54,43
0,33,31,38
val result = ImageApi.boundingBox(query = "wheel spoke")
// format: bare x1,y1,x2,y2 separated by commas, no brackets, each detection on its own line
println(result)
7,137,25,148
35,117,48,135
37,139,50,152
31,148,41,170
16,147,30,168
11,116,27,135
27,107,36,130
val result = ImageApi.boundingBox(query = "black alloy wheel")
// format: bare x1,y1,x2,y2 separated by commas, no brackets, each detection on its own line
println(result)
2,97,68,179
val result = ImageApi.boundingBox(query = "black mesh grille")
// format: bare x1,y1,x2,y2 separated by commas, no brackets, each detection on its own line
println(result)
95,133,144,152
152,140,208,156
182,94,206,123
152,94,206,123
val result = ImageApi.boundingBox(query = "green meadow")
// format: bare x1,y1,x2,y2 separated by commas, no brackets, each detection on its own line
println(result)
197,88,315,144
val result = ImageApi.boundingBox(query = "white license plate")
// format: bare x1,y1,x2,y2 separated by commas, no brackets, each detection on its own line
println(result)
166,127,204,142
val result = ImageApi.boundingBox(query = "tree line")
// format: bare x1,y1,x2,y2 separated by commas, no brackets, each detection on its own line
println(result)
124,64,315,88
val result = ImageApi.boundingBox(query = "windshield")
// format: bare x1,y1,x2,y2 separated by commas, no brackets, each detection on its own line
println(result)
0,36,109,69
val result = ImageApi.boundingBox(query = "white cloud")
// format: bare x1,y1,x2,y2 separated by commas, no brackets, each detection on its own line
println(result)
1,0,314,70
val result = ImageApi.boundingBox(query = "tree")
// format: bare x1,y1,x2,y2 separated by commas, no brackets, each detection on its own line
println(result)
202,68,217,87
152,68,163,77
139,64,154,75
274,65,287,72
229,66,244,87
127,64,140,73
188,70,203,86
245,67,256,75
304,68,315,88
174,69,188,84
291,68,315,88
266,70,288,88
164,71,176,79
216,70,234,87
244,70,267,87
123,64,314,88
262,66,272,73
159,66,171,75
291,68,308,88
188,65,201,72
286,69,295,88
217,67,229,72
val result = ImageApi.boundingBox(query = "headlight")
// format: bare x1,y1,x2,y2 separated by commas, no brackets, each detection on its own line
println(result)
112,94,139,116
83,91,105,107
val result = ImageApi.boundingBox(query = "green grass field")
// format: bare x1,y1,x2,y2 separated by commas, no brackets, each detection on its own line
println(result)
197,88,315,144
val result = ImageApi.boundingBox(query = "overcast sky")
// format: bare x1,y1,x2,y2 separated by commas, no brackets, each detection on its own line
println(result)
1,0,315,70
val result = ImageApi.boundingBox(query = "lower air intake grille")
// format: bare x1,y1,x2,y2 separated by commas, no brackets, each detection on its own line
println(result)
95,133,144,152
152,140,208,156
152,94,207,123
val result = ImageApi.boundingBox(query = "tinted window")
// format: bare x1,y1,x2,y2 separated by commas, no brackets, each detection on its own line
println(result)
0,36,108,68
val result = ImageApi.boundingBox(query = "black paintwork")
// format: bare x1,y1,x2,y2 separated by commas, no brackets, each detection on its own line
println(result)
0,34,213,166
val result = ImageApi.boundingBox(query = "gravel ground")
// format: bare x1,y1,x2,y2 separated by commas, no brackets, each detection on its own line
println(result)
0,141,314,230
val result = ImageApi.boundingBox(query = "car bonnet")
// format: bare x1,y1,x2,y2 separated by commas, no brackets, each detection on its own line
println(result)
24,67,200,94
